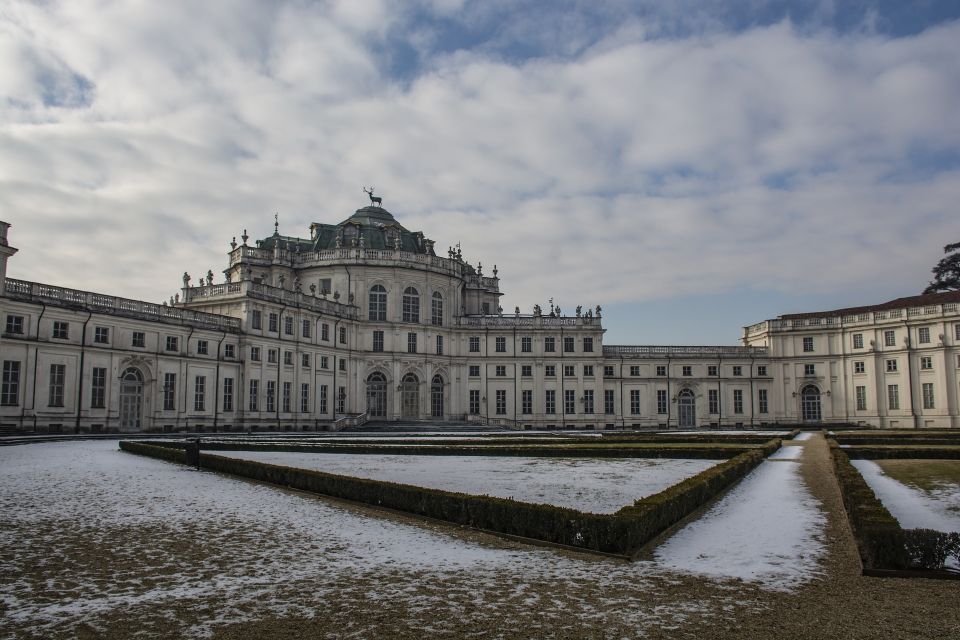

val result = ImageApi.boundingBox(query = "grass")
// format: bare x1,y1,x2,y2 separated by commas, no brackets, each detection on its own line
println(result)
874,459,960,495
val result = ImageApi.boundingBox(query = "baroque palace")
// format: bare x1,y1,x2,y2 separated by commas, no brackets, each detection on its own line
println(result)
1,201,959,433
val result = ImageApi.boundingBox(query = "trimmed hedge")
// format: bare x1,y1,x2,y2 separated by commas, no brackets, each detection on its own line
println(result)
119,440,188,464
841,445,960,460
828,440,960,571
120,439,776,557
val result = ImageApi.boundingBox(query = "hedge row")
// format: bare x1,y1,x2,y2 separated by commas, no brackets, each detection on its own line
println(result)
141,440,766,460
119,439,775,556
119,440,188,464
828,440,960,571
840,445,960,460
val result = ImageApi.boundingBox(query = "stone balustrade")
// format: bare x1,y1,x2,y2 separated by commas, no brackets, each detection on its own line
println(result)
603,344,768,358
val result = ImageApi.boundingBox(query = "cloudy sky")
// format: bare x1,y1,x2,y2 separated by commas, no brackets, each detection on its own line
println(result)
2,0,959,344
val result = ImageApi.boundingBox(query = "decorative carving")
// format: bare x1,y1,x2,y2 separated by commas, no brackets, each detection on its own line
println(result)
182,272,190,288
241,229,248,245
576,305,582,317
230,237,237,250
206,270,214,286
596,304,602,318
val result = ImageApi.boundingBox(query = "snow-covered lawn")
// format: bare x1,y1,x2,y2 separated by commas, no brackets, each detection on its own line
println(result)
0,441,828,638
653,460,827,590
852,460,960,533
769,446,804,460
793,432,814,441
213,451,716,513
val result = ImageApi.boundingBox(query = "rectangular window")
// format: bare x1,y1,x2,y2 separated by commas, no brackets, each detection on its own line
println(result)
165,336,178,352
132,331,146,348
432,295,443,326
584,365,594,377
302,353,311,368
496,365,506,377
320,356,329,369
469,365,480,377
52,321,69,340
887,384,899,410
495,336,506,353
163,373,176,411
249,379,260,411
682,365,692,377
469,337,480,352
757,365,767,377
339,358,346,372
564,389,576,415
266,381,276,412
544,337,555,352
803,337,814,352
656,389,667,414
956,324,960,341
804,364,815,376
564,365,575,377
302,319,311,339
545,365,556,378
1,361,20,406
708,389,719,414
48,364,66,407
373,330,384,352
251,310,262,330
918,327,931,344
337,386,346,414
91,367,107,409
94,326,109,344
853,333,863,349
758,388,768,414
604,389,615,415
319,385,328,414
733,389,743,414
284,350,293,366
268,349,278,364
318,279,331,295
407,332,417,354
284,317,294,335
563,337,575,353
301,383,310,413
339,327,346,344
732,366,742,376
630,389,641,415
5,315,24,335
469,389,480,414
496,389,507,415
886,359,898,372
583,390,594,414
920,356,933,370
223,377,234,412
583,337,593,352
250,346,261,362
604,365,614,377
436,335,443,355
268,313,278,333
856,385,867,411
852,361,864,375
196,339,208,355
656,365,666,376
545,390,556,414
194,376,205,411
630,365,641,376
521,336,532,353
884,330,896,347
321,323,330,341
922,383,935,409
522,390,532,415
708,365,718,376
282,382,291,413
521,365,532,377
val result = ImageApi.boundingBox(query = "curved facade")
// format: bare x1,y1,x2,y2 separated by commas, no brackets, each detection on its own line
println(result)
1,208,958,433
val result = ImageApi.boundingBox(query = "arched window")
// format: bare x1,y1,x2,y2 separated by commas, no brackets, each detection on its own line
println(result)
401,372,419,419
369,285,387,321
801,385,821,423
677,388,695,428
403,287,420,323
431,374,444,418
119,367,144,430
431,292,443,326
366,372,387,417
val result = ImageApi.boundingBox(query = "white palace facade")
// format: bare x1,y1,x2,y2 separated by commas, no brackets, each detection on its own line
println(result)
1,203,959,434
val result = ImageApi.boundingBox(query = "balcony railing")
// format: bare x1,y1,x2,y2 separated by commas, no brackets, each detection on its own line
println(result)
603,345,768,358
459,315,589,328
4,278,241,332
182,281,359,319
743,301,960,336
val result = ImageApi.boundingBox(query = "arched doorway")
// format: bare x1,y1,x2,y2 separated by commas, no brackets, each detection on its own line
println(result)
801,385,821,423
366,372,387,417
401,373,419,419
431,374,444,418
677,388,696,428
119,367,144,430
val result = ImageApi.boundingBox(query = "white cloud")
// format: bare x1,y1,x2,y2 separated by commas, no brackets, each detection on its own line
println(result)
0,1,957,325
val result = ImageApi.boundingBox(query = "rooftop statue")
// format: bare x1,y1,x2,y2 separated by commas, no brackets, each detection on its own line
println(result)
363,186,382,207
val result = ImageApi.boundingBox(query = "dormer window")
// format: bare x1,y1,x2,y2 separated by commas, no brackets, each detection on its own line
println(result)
342,224,358,247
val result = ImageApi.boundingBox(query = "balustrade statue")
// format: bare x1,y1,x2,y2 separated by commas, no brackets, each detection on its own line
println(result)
182,272,190,288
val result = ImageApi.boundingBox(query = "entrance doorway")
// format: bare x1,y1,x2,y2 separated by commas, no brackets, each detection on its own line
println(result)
366,372,387,417
431,374,444,418
401,373,419,419
119,368,143,430
677,389,696,428
801,385,821,423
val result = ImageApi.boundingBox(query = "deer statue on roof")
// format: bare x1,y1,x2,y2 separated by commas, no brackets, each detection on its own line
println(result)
363,187,382,207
